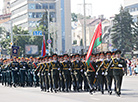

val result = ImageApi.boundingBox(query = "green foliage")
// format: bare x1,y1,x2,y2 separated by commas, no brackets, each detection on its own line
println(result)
73,40,77,45
111,6,134,54
71,13,78,22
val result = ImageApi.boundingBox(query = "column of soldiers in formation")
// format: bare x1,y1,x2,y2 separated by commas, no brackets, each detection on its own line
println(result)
0,49,127,97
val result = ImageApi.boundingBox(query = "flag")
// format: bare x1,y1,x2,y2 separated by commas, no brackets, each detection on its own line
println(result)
85,22,102,65
41,34,46,56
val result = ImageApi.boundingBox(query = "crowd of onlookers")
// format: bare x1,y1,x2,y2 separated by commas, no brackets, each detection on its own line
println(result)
126,56,138,76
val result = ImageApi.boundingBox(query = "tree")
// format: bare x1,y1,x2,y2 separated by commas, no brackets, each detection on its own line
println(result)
71,13,78,22
35,10,53,55
132,20,138,51
0,27,11,55
111,6,134,55
12,25,30,56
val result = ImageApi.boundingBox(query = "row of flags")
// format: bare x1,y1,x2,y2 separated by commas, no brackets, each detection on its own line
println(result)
41,22,102,64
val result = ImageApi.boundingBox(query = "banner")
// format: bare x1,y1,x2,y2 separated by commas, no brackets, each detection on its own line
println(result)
11,46,20,58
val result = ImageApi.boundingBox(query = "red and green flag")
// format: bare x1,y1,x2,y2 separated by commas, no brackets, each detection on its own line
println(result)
85,22,102,65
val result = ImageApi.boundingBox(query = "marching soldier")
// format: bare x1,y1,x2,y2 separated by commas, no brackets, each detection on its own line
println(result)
70,55,77,91
0,58,3,83
58,55,65,92
49,54,60,93
98,51,113,95
96,52,106,94
32,58,39,87
27,57,34,87
1,60,7,86
86,54,97,94
43,56,50,92
106,50,127,97
48,56,53,92
19,57,28,87
38,57,45,91
61,54,71,92
6,59,12,87
10,57,19,87
72,54,83,92
81,54,89,91
48,54,60,93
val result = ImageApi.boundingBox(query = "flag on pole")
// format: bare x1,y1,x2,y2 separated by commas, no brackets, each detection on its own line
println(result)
85,22,102,65
41,34,46,57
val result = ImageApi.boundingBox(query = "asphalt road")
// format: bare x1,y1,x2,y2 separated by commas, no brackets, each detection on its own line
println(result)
0,76,138,102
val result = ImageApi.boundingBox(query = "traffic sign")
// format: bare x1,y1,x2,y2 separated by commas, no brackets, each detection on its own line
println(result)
47,39,52,44
33,31,42,36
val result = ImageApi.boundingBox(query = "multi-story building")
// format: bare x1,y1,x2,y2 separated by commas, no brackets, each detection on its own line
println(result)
124,0,138,22
10,0,71,54
3,0,11,14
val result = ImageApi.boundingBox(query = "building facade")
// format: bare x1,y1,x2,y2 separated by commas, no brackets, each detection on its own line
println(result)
124,0,138,22
10,0,71,54
3,0,11,14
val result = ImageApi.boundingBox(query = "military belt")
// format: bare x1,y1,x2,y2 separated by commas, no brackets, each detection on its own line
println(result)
63,68,69,70
52,68,58,70
45,69,48,71
74,68,81,70
101,68,105,71
110,67,114,69
87,70,94,72
113,67,123,70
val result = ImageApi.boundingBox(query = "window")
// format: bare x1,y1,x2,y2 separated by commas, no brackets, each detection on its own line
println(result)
36,12,43,18
29,12,33,18
36,4,42,9
42,4,48,9
29,4,35,9
29,21,37,27
49,3,55,9
50,12,56,22
32,12,36,18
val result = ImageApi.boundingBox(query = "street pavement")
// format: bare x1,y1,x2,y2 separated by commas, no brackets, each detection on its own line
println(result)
0,76,138,102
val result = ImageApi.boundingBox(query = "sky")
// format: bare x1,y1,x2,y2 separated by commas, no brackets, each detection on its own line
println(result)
71,0,124,18
0,0,124,18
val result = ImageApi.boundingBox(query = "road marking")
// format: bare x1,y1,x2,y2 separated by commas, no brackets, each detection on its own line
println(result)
91,97,100,101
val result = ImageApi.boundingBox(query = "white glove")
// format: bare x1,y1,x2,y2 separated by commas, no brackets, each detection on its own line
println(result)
69,68,71,71
102,72,104,75
96,72,98,75
84,72,87,76
0,74,2,76
48,73,50,76
118,64,123,67
23,66,25,69
58,68,60,70
15,67,18,70
37,73,40,76
105,72,108,76
59,73,61,76
81,69,83,72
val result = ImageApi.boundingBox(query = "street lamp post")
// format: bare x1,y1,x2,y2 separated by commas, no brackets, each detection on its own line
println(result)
47,9,51,55
83,0,86,52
